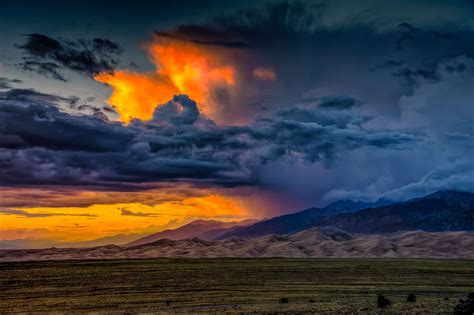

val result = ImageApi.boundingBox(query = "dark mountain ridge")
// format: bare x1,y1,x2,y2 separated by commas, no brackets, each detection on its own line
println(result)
221,190,473,238
218,198,392,239
315,190,474,233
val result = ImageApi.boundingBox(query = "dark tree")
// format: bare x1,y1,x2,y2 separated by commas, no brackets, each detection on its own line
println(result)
454,293,474,314
407,294,416,302
279,297,289,304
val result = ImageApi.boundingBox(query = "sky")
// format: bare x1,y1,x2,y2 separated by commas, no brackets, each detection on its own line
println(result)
0,0,473,243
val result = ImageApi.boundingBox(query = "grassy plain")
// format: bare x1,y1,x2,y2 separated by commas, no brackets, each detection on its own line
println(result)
0,258,473,313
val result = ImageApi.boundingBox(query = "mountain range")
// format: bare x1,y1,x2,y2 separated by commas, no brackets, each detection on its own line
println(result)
1,190,472,260
216,198,393,239
314,190,474,234
218,190,473,239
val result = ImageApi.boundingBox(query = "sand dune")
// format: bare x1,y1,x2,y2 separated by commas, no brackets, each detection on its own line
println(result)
1,227,473,261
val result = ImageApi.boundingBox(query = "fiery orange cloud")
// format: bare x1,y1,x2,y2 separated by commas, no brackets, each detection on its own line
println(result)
95,71,179,122
95,35,238,123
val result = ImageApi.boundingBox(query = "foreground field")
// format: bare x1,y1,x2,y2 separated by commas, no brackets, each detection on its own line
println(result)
0,258,473,313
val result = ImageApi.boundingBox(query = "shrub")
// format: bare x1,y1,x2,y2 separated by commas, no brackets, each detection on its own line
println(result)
407,294,416,303
454,293,474,314
279,297,289,304
377,295,391,308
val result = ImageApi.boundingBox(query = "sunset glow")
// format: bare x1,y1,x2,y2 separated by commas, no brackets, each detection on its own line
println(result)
0,194,249,242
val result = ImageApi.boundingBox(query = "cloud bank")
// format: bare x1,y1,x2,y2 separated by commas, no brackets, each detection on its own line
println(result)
2,0,474,212
0,90,417,194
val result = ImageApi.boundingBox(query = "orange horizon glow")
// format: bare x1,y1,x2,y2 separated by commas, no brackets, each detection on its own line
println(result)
0,194,249,242
95,36,238,123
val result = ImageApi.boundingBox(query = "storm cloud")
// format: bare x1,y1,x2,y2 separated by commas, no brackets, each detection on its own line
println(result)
146,0,474,125
0,90,418,190
16,33,123,81
0,0,473,210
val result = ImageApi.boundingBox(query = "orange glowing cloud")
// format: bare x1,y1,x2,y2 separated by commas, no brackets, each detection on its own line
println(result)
95,35,238,123
95,71,179,122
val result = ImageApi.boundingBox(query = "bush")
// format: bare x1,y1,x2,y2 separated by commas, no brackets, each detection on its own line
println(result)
454,293,474,314
407,294,416,303
279,297,289,304
377,295,391,308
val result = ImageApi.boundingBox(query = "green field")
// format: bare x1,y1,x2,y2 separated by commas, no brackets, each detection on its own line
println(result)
0,258,473,313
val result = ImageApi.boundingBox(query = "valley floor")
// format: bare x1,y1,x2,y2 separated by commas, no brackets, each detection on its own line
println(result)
0,258,473,314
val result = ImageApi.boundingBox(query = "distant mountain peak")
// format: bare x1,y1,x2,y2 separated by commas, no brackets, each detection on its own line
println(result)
126,218,257,247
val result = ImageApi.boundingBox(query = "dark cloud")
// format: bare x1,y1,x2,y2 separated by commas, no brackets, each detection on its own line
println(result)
318,97,359,110
432,31,455,40
0,88,64,103
19,60,66,81
0,92,133,152
0,88,112,120
16,33,123,81
395,23,420,50
154,26,250,48
391,64,441,86
149,95,202,125
0,207,97,218
0,77,22,90
120,207,160,217
0,91,418,189
397,23,420,33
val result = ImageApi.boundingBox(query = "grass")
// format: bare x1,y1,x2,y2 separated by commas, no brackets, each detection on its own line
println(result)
0,258,473,313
